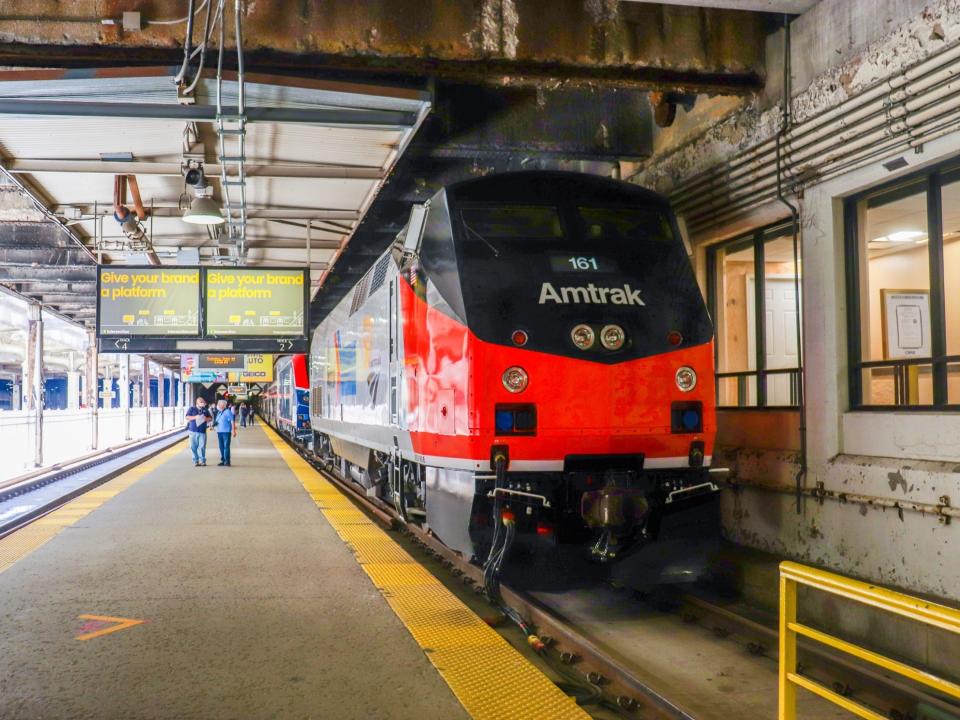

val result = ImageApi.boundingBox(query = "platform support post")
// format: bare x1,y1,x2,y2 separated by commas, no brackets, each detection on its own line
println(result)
160,367,166,430
25,303,43,468
143,355,151,436
67,351,81,410
120,353,131,440
778,574,798,720
86,329,98,452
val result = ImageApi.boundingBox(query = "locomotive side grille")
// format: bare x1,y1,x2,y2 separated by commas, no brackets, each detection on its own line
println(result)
369,254,392,295
349,269,373,316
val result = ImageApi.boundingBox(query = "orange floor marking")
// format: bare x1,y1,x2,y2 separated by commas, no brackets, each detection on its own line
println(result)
75,614,146,641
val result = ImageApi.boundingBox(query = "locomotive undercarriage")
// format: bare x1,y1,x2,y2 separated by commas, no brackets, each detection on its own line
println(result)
315,431,720,584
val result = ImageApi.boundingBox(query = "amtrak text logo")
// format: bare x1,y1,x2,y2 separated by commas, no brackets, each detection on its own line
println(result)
538,282,645,306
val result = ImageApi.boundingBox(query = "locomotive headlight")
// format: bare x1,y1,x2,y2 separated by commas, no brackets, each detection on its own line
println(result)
502,366,529,393
571,324,595,350
675,366,697,392
600,324,625,351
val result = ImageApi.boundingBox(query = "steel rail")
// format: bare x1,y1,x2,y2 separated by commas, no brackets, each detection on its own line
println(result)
0,429,186,538
269,423,960,719
270,427,693,719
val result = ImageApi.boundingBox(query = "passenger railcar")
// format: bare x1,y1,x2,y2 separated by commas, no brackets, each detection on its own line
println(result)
308,171,720,582
263,354,311,441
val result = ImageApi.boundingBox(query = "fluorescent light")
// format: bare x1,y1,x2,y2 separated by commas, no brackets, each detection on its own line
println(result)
886,230,926,243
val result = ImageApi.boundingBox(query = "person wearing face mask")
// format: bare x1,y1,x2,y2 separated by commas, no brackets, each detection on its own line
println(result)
185,396,212,467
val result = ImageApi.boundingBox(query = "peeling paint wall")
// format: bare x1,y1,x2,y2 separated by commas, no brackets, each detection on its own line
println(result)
632,0,960,601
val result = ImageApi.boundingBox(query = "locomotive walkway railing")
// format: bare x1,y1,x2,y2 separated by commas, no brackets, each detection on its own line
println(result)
778,561,960,719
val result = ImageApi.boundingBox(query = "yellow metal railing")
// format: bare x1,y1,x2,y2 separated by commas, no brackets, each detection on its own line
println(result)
779,561,960,720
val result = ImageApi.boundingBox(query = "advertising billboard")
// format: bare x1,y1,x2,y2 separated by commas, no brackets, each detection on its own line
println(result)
181,354,274,383
204,268,307,337
98,267,200,336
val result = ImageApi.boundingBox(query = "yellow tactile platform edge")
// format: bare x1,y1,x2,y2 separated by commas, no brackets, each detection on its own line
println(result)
0,441,184,574
262,425,590,720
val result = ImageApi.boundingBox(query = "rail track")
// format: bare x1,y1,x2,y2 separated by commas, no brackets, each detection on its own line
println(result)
273,425,958,720
0,429,186,538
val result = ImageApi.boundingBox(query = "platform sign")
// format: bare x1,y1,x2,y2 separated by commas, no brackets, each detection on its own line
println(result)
204,268,307,338
97,267,200,337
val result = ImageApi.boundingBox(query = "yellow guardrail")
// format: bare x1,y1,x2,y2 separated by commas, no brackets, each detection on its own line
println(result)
779,561,960,720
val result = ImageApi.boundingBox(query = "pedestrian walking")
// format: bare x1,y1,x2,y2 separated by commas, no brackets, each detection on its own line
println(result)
214,398,238,466
239,402,249,428
185,396,212,467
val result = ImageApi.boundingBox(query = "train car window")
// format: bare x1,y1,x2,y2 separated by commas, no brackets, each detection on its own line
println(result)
459,205,563,239
578,207,674,244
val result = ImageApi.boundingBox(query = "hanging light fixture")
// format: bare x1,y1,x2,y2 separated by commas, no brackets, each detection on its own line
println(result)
183,195,225,225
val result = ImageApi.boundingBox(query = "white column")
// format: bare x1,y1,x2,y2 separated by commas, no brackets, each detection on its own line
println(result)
120,353,131,441
27,303,43,468
86,329,98,451
160,368,167,430
143,355,151,436
67,350,81,410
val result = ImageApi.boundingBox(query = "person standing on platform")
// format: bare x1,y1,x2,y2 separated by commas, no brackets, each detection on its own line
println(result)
215,399,238,467
185,396,211,467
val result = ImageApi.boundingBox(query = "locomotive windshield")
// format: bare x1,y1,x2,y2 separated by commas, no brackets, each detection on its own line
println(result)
451,202,713,362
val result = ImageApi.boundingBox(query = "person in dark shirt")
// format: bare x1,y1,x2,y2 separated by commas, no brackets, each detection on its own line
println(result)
185,397,212,467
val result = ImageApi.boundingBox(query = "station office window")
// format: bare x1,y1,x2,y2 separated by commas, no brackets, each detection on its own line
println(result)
706,223,802,408
845,164,960,410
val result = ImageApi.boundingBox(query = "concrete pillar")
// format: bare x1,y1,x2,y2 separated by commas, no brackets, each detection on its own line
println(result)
143,355,151,436
120,353,131,441
86,329,98,451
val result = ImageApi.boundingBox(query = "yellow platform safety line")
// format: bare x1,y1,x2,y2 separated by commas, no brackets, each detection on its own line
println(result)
778,560,960,720
261,425,591,720
0,441,185,575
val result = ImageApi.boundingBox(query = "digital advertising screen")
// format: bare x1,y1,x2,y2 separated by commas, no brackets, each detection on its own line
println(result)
181,353,274,383
204,268,307,337
98,267,200,337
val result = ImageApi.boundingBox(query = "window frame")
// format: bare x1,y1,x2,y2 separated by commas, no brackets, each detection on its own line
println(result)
706,220,802,410
845,162,960,412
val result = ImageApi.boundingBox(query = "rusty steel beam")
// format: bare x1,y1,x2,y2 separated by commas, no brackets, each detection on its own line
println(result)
0,1,766,94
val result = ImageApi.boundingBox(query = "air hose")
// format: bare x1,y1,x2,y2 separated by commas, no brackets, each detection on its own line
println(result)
480,455,619,713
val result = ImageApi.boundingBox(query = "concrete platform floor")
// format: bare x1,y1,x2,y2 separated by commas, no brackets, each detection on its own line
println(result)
0,425,472,720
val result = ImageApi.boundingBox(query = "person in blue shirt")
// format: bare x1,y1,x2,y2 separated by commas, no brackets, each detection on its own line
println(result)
214,398,238,466
184,396,212,467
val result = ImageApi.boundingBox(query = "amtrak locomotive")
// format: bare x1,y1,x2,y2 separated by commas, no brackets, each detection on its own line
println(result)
307,172,720,582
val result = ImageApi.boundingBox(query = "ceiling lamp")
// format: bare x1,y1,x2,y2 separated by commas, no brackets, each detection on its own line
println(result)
183,196,225,225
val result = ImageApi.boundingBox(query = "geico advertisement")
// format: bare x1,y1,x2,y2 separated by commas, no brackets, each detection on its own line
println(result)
205,269,305,336
98,268,200,336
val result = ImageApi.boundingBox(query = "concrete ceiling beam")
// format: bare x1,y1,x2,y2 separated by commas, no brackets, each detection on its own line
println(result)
0,0,767,94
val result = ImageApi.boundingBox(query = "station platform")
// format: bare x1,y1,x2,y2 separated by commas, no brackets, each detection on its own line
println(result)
0,424,588,720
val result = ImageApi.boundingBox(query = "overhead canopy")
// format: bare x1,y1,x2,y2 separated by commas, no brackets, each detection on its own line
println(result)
0,67,431,326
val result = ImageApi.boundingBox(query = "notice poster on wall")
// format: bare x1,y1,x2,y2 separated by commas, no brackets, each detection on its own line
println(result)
98,267,200,336
204,268,307,337
881,289,931,359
